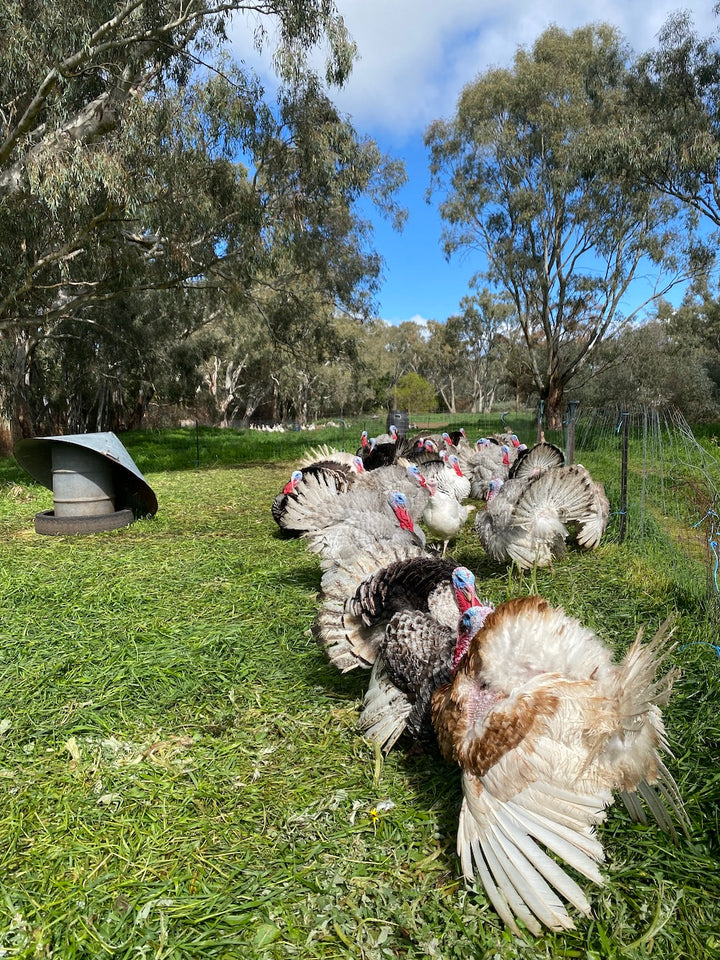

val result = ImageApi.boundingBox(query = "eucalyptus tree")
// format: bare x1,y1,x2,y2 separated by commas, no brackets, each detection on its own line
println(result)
426,24,689,428
447,290,514,413
574,315,718,420
0,1,405,435
0,1,356,332
615,10,720,230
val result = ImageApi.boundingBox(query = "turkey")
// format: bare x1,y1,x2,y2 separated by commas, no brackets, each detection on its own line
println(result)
508,441,565,481
358,588,494,751
314,556,480,673
271,456,358,535
475,463,609,568
278,460,430,540
407,458,473,556
431,596,688,936
456,438,514,500
441,429,467,450
438,452,472,501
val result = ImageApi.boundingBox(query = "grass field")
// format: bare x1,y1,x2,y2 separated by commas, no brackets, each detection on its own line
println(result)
1,417,719,958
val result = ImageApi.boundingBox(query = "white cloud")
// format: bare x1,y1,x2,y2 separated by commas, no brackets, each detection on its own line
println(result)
229,1,718,142
376,312,432,327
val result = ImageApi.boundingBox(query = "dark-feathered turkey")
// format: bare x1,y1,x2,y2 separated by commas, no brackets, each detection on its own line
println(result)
313,556,479,673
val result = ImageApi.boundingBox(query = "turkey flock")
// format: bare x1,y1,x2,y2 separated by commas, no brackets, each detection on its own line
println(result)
271,423,688,937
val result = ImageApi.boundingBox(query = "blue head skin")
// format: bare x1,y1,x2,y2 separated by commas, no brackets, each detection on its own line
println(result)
452,603,495,672
388,490,415,531
451,566,480,612
448,454,463,475
486,478,504,501
282,469,303,494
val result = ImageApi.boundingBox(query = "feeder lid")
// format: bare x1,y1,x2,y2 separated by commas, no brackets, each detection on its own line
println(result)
13,431,158,517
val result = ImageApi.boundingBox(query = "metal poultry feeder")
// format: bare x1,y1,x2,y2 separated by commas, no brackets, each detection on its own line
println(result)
13,431,158,535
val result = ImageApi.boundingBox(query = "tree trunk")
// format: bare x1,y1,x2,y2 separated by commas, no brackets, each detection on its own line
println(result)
543,377,565,430
9,331,37,441
127,382,155,431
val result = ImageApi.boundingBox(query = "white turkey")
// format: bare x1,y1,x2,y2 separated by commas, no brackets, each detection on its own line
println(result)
407,458,473,556
475,463,609,568
431,596,688,935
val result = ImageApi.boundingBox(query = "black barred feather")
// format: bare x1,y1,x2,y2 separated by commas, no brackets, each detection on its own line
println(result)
349,556,459,627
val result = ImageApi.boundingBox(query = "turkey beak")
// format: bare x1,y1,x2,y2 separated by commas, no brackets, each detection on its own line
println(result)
459,584,479,607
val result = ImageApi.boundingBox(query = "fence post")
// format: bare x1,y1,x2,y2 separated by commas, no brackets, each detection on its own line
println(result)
536,400,545,444
566,400,580,464
619,410,629,543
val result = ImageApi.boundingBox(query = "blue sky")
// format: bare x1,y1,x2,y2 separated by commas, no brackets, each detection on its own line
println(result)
230,1,718,325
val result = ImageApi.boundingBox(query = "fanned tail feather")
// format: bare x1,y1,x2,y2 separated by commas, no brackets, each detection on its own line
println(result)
609,617,689,838
357,659,412,751
312,598,384,671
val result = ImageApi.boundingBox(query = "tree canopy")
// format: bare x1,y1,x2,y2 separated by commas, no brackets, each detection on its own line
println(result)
426,23,693,427
0,0,406,437
613,9,720,228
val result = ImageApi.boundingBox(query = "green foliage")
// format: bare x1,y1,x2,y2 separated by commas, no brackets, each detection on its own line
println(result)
392,371,438,414
0,2,407,437
616,10,720,229
426,23,691,427
0,426,719,957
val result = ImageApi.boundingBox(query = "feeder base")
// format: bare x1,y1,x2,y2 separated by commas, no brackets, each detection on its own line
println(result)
34,508,134,535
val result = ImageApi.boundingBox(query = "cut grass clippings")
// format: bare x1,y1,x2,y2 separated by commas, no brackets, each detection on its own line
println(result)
0,427,719,958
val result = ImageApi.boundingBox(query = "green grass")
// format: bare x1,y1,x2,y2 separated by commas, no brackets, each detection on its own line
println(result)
0,424,719,958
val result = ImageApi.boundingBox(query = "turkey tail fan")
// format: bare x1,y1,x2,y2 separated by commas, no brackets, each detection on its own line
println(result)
298,445,358,469
357,658,412,751
313,544,429,672
512,466,596,538
312,598,383,671
348,556,459,627
509,442,565,481
611,617,690,839
318,540,427,601
573,481,610,549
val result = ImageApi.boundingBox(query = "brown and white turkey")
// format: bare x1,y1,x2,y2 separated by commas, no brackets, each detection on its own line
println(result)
431,596,688,935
